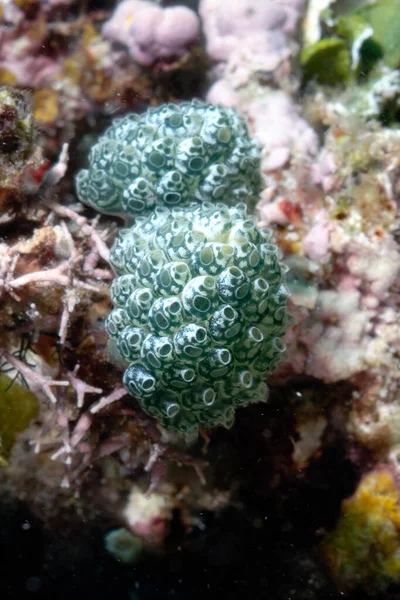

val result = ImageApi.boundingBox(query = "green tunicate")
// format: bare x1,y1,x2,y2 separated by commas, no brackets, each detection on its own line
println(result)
104,528,142,564
126,288,154,326
107,202,289,435
154,262,192,297
123,363,158,398
217,266,251,306
78,101,289,436
141,334,175,371
148,297,185,335
209,304,243,345
110,274,137,307
192,242,234,276
181,275,218,321
173,324,209,360
105,308,131,339
76,101,262,216
198,348,233,380
117,326,146,362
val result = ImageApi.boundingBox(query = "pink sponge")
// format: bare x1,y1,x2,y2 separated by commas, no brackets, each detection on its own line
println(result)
103,0,200,66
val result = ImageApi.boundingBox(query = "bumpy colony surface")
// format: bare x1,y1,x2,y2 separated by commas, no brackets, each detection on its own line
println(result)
75,101,262,216
107,202,289,434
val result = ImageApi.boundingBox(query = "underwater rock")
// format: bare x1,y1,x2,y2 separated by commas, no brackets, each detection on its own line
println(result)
0,86,41,194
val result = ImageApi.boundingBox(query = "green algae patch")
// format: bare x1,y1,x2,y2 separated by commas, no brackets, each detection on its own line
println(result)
301,0,400,87
0,374,39,463
357,0,400,69
300,38,351,86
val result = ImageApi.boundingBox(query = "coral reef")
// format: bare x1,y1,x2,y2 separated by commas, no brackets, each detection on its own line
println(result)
201,0,400,590
231,2,400,487
0,0,400,597
263,113,400,468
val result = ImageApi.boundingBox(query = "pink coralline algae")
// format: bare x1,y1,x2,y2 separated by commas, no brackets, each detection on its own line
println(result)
244,92,318,172
102,0,200,66
200,0,303,105
282,123,400,385
288,227,399,383
255,103,400,463
302,210,332,262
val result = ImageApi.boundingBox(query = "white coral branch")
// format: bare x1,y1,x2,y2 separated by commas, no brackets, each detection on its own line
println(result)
90,386,127,413
68,365,102,408
8,263,106,293
43,143,70,187
45,200,111,264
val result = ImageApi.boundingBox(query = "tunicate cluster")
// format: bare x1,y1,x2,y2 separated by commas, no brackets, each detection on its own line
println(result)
107,202,289,435
76,101,262,217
